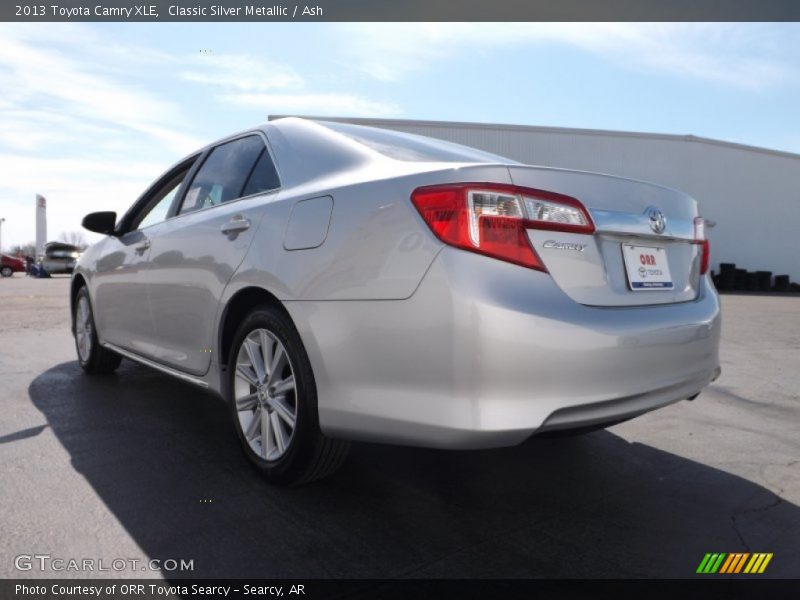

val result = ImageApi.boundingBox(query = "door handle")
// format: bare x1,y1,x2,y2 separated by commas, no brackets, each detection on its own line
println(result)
221,216,251,235
134,239,151,254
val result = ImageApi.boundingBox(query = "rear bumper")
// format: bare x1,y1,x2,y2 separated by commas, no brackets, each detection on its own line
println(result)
286,247,721,449
536,367,719,433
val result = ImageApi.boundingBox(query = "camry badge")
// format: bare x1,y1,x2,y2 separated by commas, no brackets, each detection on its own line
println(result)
543,240,587,252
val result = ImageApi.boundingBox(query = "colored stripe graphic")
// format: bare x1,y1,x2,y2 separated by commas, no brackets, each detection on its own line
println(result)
696,553,713,573
719,554,736,573
753,553,773,573
719,553,737,574
699,552,773,574
733,553,750,573
744,554,761,573
697,553,727,573
711,553,726,573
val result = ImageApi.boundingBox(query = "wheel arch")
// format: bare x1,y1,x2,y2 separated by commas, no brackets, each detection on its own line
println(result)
218,286,295,368
70,273,88,334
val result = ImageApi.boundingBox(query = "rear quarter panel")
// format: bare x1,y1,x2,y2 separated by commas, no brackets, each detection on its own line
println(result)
228,164,513,301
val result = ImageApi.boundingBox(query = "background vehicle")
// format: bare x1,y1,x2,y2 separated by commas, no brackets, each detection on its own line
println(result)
42,242,81,274
1,254,25,277
71,118,721,484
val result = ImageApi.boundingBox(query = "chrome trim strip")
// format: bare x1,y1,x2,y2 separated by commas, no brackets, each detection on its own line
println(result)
590,208,694,241
102,342,209,389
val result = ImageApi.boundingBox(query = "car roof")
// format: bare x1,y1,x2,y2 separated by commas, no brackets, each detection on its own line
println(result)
190,117,516,189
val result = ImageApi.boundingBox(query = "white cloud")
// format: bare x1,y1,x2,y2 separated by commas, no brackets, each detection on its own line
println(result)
0,26,204,154
0,109,124,152
220,92,401,117
0,23,406,248
339,23,797,89
0,25,401,248
182,51,400,118
181,53,304,91
0,153,167,249
0,25,204,248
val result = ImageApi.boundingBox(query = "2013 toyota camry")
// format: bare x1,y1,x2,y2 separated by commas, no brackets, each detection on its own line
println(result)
71,118,721,484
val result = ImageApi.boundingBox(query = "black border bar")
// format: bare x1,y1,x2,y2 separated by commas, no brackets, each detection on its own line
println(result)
4,0,800,22
4,579,800,600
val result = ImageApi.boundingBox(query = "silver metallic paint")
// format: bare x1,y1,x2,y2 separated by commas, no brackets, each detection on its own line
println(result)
74,118,721,449
283,196,334,251
286,247,720,448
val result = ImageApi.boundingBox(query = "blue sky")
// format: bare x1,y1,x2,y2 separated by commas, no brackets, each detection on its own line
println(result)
1,22,799,249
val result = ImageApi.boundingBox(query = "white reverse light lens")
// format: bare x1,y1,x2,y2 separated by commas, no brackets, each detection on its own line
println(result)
693,216,706,241
522,197,588,227
467,191,523,246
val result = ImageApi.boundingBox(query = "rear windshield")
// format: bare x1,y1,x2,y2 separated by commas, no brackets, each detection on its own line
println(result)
320,121,517,164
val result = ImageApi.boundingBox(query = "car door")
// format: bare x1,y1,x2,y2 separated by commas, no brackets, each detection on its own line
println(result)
92,159,196,357
144,133,281,375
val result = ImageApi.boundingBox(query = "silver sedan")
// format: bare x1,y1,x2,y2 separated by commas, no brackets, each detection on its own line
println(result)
72,118,721,484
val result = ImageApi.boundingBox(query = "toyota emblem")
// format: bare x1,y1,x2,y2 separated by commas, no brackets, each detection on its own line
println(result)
647,207,666,234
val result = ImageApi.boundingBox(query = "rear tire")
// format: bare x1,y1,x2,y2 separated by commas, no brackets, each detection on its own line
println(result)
1,266,12,278
226,305,349,485
74,286,122,374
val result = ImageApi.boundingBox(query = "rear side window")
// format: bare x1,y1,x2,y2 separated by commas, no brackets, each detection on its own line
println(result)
179,136,265,214
242,149,280,197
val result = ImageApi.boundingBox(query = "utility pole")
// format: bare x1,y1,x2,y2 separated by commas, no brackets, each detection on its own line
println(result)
0,217,5,255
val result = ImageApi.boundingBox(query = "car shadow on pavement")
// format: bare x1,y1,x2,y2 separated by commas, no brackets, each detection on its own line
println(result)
29,361,800,579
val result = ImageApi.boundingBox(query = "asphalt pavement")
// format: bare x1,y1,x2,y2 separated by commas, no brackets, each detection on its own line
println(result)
1,275,798,579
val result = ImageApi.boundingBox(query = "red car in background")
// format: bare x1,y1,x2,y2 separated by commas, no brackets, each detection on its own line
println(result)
1,254,25,277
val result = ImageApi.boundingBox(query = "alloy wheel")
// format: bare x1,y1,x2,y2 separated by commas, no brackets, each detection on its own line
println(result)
234,328,298,461
75,295,93,362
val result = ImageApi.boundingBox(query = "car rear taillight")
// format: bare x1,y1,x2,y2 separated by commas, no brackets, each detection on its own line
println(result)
411,183,594,271
694,217,710,275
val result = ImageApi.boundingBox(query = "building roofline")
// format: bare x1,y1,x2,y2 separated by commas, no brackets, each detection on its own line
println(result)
268,115,800,162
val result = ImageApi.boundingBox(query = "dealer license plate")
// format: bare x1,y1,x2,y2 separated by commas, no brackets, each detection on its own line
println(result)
622,244,673,290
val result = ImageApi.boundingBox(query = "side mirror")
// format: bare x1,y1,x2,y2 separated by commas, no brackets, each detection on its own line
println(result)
82,211,117,235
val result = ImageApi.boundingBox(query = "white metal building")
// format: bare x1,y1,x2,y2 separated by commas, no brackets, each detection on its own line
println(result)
272,116,800,282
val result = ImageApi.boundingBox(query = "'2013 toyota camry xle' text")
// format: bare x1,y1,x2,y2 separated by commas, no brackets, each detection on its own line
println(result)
71,118,721,484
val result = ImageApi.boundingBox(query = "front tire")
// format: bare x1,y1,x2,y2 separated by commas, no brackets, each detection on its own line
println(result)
74,286,121,374
1,266,12,278
227,305,349,485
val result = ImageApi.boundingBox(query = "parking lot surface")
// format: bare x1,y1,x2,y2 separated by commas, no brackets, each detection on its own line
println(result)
1,275,798,579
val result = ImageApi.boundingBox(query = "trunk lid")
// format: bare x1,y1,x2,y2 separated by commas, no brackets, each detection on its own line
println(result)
508,165,703,307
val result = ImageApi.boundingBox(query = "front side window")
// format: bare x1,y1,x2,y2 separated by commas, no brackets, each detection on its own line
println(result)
134,166,190,230
179,136,266,215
